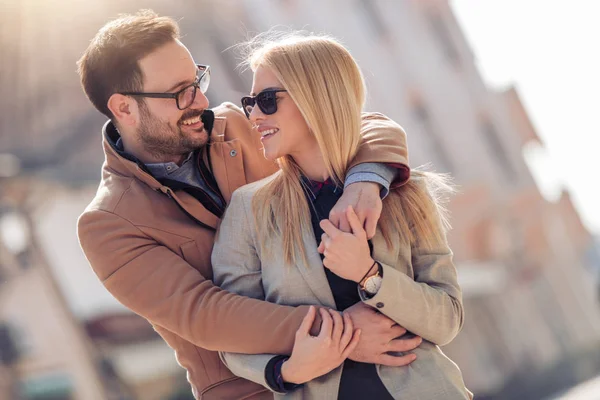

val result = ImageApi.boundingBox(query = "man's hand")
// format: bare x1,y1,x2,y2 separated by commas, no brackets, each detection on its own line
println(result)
330,182,382,238
344,302,421,366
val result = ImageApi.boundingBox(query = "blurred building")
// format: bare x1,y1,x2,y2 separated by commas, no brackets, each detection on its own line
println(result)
0,178,106,400
1,0,599,399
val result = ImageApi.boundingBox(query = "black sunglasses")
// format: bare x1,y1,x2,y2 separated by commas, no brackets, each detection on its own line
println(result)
241,89,287,118
121,64,210,110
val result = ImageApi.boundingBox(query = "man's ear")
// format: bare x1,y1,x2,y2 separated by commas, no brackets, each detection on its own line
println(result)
107,93,138,127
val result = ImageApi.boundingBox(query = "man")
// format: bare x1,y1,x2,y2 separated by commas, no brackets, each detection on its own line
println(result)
77,10,420,399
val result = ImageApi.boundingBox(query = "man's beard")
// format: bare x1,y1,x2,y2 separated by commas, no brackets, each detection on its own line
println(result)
137,103,208,161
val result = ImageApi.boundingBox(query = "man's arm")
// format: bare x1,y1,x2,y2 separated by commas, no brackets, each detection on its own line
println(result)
351,112,411,188
77,208,310,355
333,112,411,236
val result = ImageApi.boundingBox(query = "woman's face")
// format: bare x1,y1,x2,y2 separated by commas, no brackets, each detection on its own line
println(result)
248,65,317,161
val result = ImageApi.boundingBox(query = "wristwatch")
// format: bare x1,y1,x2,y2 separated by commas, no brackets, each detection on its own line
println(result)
361,263,383,296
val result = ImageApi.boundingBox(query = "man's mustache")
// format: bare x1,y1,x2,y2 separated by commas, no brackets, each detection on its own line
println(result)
178,109,204,124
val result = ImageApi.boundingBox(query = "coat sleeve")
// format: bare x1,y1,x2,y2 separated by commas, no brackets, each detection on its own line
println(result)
77,206,308,355
212,187,281,390
360,211,464,346
352,112,411,188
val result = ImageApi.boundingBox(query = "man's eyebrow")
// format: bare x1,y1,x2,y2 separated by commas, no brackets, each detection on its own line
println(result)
165,79,192,93
250,86,284,96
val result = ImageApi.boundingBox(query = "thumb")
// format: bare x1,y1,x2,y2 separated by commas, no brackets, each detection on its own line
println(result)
346,206,366,238
297,305,316,336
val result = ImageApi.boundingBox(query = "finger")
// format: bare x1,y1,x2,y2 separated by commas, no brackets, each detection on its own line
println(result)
338,213,351,233
339,313,354,350
377,353,417,367
322,255,330,269
321,233,330,247
329,211,341,229
364,209,379,239
389,324,408,338
297,306,316,337
319,219,341,239
387,336,423,353
317,241,325,254
329,310,344,342
370,309,398,328
318,308,333,339
341,329,362,359
345,206,366,238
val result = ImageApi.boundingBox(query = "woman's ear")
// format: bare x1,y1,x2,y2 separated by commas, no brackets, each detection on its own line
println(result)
107,93,138,127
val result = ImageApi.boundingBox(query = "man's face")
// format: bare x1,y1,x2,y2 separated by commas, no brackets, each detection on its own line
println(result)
135,40,210,161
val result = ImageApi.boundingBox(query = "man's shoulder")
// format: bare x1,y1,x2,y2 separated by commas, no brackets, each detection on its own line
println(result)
212,102,246,121
81,171,158,221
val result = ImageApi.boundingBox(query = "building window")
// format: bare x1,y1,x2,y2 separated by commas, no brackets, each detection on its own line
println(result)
481,119,516,180
428,13,460,65
411,101,455,173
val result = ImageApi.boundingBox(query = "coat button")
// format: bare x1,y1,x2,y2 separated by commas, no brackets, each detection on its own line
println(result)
230,149,237,157
376,302,384,309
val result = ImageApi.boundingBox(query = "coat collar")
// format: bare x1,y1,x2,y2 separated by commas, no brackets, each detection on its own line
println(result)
101,109,224,229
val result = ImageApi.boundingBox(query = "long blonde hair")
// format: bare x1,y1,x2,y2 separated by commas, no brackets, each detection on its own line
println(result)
242,32,453,266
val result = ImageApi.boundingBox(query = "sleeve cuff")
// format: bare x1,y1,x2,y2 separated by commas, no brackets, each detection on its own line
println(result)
345,172,391,198
357,261,383,300
265,355,302,394
359,262,403,308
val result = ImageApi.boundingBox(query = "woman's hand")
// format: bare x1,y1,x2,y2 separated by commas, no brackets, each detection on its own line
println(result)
318,206,375,282
281,306,361,384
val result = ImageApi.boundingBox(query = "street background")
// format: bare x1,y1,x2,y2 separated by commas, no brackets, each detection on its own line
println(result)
1,0,599,399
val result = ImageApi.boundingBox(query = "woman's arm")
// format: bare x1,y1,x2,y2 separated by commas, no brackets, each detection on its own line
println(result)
319,204,464,346
360,242,464,346
212,186,285,391
213,188,360,391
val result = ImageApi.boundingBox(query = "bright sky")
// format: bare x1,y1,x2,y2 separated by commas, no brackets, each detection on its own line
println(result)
450,0,600,235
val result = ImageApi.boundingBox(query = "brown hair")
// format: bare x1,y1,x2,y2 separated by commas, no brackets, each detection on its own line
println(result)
77,9,180,119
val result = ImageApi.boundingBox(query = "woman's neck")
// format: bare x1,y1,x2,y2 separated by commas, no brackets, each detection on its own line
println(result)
291,147,329,182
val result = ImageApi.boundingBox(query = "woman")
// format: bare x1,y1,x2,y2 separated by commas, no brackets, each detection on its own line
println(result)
212,33,472,399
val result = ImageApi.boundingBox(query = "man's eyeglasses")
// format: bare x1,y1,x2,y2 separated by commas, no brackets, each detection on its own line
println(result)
121,64,210,110
241,89,287,118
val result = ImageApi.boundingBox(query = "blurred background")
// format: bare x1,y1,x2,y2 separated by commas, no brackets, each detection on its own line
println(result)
1,0,599,399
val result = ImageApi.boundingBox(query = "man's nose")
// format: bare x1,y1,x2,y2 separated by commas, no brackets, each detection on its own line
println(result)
192,90,209,110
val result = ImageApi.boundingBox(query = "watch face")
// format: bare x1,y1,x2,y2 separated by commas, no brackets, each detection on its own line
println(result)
365,276,383,294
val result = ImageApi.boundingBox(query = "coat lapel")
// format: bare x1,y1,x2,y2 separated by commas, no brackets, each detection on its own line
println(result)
295,229,337,309
170,189,220,230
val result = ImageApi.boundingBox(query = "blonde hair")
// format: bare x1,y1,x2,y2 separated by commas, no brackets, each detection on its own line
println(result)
242,32,453,266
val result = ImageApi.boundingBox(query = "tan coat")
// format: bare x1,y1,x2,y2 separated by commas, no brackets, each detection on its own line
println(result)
77,103,411,399
213,176,471,399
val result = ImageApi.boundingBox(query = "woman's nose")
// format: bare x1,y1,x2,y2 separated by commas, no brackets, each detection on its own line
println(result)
249,104,264,123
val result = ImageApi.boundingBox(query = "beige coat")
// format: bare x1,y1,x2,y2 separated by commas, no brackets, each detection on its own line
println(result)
77,102,412,399
213,176,472,399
